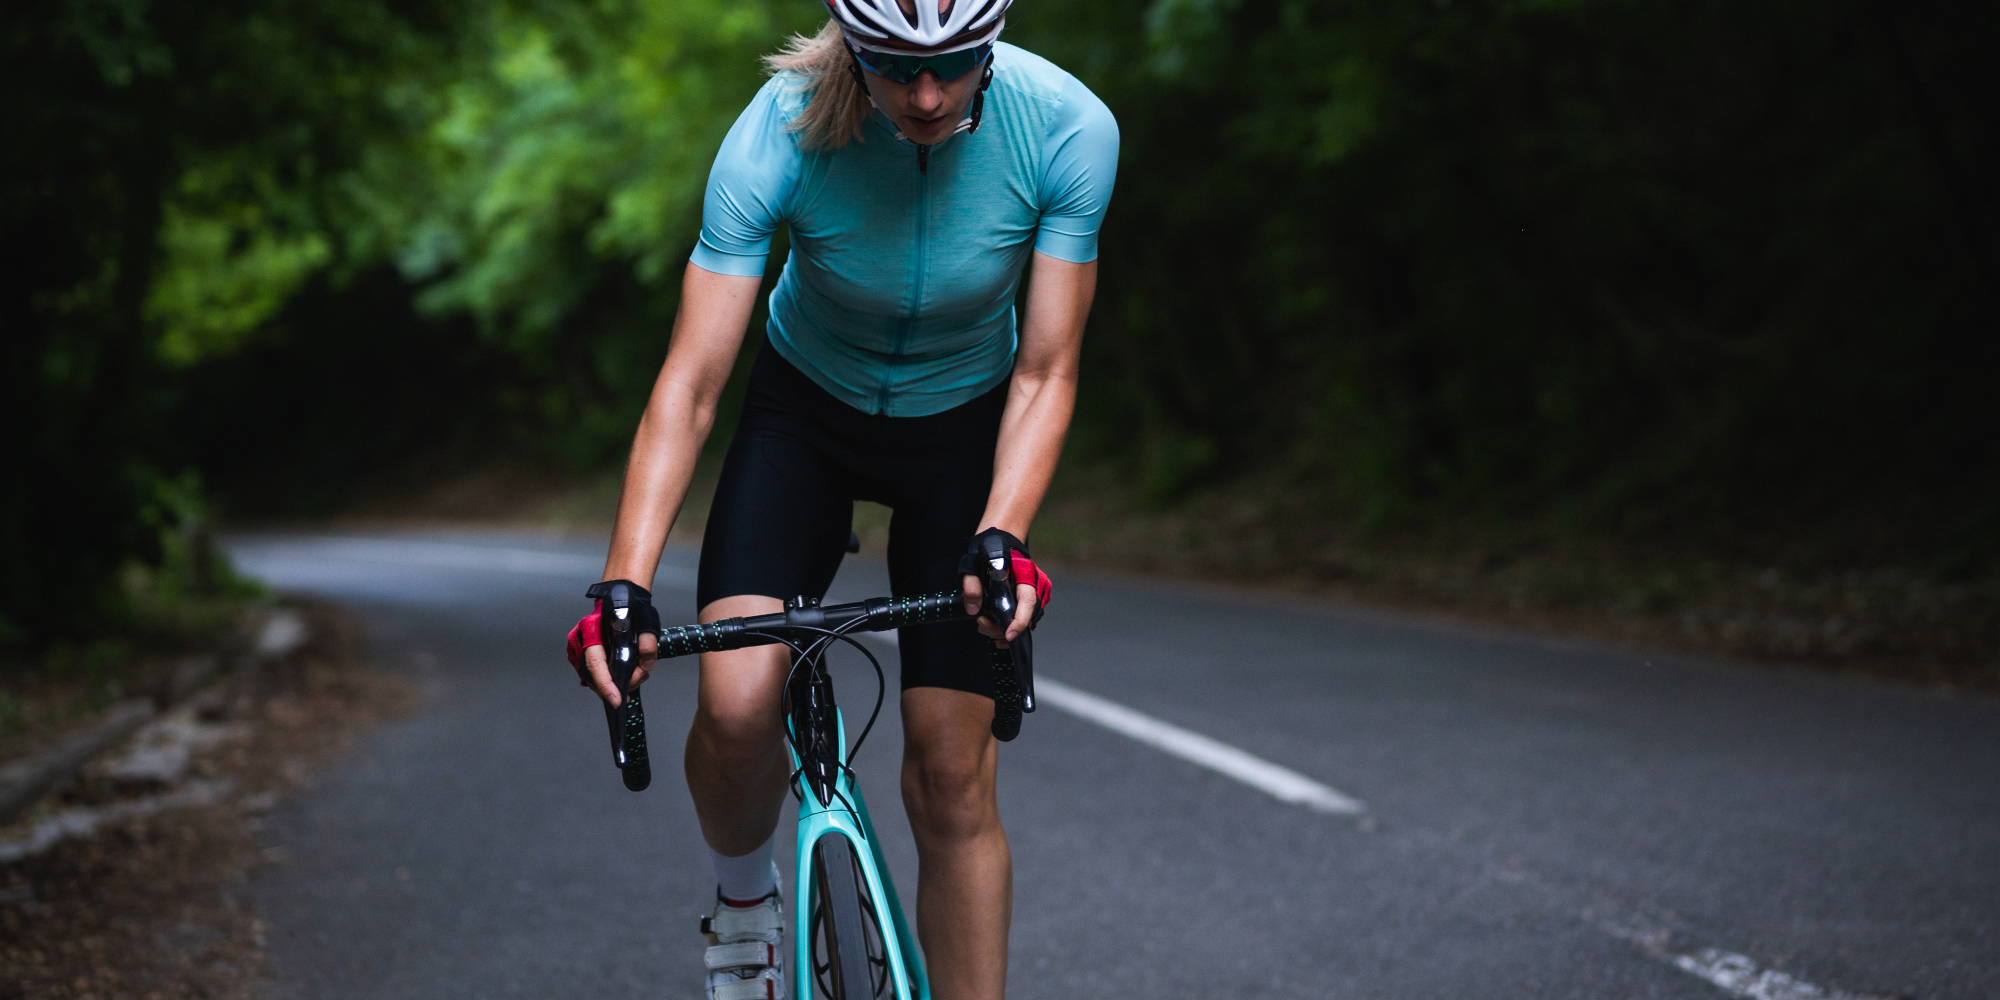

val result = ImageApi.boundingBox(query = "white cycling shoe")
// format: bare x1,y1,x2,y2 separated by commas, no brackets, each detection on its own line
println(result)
702,869,785,1000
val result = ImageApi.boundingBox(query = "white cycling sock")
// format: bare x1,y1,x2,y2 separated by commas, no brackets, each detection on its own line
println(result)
711,838,778,904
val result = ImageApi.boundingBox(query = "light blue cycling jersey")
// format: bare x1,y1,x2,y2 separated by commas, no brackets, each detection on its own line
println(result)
690,42,1119,417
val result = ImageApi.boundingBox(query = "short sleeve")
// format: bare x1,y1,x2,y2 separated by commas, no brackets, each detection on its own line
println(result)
1033,74,1120,263
690,79,807,277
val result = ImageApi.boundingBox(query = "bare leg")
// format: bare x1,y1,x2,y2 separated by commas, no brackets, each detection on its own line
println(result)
685,595,792,857
902,687,1011,1000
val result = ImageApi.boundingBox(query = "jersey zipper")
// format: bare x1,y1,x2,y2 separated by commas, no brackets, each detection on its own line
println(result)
884,143,931,413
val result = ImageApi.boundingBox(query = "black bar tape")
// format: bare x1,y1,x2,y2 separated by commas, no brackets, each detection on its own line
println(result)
876,592,962,626
651,591,964,660
657,621,742,658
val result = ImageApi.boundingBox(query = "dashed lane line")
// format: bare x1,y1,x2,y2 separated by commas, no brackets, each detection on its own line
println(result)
900,648,1898,999
1601,922,1906,1000
1670,948,1889,1000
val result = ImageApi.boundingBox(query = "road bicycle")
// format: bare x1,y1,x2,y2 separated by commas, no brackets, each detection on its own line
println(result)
587,534,1035,1000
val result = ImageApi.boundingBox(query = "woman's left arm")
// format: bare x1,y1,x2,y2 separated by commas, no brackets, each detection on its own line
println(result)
966,251,1096,640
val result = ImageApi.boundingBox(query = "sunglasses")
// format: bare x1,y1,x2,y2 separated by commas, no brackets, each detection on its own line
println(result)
850,41,992,84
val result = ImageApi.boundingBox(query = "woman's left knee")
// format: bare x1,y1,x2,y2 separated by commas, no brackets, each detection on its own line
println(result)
900,687,1001,839
903,750,996,839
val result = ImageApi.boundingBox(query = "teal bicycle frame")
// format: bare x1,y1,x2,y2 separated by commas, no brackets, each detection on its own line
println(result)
596,588,1028,1000
789,708,930,1000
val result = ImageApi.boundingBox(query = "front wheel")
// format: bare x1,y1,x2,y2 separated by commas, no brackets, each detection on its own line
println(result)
811,833,886,999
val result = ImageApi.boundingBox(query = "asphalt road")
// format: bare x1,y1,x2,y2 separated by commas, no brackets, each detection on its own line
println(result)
226,530,1999,1000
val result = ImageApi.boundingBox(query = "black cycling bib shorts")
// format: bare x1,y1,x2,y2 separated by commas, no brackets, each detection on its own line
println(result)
696,342,1005,698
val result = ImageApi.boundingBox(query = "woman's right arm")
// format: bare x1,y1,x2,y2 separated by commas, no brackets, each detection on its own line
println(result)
575,263,760,707
577,80,792,705
602,262,764,588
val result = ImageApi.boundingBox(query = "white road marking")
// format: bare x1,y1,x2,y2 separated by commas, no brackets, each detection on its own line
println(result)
1034,678,1367,815
1668,948,1877,1000
1605,922,1895,1000
237,538,697,585
853,633,1363,814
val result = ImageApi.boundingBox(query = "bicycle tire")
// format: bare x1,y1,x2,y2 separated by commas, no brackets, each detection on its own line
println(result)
811,833,883,999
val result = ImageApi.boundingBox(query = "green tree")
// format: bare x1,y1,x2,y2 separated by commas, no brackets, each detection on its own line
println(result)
367,0,816,459
1015,0,1998,566
1,0,463,648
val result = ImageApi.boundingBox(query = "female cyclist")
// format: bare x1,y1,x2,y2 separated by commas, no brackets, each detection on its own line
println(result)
566,1,1116,997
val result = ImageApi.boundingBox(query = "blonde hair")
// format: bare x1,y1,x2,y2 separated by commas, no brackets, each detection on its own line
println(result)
763,21,872,151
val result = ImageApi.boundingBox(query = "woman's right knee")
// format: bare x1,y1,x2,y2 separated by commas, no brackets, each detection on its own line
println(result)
691,637,789,763
693,694,782,756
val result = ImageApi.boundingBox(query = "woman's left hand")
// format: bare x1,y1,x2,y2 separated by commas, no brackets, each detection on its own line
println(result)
960,546,1051,644
961,575,1041,644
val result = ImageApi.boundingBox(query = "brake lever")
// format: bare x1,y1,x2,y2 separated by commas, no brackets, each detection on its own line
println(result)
977,534,1035,739
977,533,1016,629
1012,627,1035,714
597,582,652,792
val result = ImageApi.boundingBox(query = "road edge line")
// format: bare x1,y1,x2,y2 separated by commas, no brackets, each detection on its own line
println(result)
1034,678,1366,815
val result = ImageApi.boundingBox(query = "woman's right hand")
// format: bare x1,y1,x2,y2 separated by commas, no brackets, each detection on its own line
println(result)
565,605,659,708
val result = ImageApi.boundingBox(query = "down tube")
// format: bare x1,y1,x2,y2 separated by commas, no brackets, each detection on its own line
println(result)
790,717,929,1000
795,792,921,1000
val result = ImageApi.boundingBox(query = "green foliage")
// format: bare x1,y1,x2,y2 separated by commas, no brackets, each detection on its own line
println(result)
404,0,795,308
3,0,801,653
147,178,332,367
1013,0,1999,565
0,0,462,652
365,0,815,460
9,0,1995,665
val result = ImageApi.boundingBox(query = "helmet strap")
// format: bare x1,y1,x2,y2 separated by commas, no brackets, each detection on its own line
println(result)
966,63,995,134
846,50,881,110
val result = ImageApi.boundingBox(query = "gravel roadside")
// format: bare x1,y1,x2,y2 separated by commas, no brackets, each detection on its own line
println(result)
0,600,413,1000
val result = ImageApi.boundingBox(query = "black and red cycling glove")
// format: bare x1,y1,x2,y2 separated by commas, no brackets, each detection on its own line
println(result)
564,581,662,684
957,528,1051,626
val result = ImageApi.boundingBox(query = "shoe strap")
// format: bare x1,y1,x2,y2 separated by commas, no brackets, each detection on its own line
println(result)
707,898,782,940
708,976,778,1000
706,941,781,972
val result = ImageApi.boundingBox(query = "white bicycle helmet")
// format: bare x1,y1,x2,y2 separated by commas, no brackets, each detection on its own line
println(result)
823,0,1012,53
